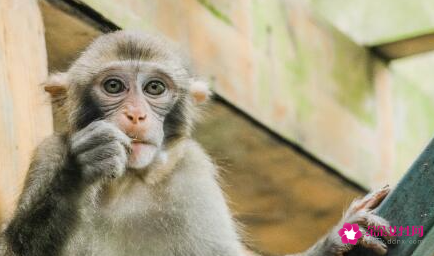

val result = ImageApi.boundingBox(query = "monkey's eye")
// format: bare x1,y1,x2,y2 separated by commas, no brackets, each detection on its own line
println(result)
143,80,166,96
103,78,125,94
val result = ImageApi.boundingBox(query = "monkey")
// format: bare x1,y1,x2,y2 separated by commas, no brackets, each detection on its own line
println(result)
0,30,393,256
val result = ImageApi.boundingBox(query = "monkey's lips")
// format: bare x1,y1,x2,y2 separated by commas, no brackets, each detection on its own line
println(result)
131,138,144,143
130,138,156,155
127,137,159,169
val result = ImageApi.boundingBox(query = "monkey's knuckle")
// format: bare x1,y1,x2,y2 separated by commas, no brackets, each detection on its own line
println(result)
85,122,111,135
76,153,89,166
350,198,363,209
109,141,128,158
91,120,111,129
116,149,128,163
106,159,125,178
70,135,87,153
366,214,390,227
99,122,119,134
70,144,80,156
114,159,125,173
91,130,113,143
351,212,368,223
104,142,123,157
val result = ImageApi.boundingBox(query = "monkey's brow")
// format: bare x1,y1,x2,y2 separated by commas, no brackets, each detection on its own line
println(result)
98,61,181,80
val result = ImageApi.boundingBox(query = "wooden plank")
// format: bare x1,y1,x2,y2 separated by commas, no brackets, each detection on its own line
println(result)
39,0,102,72
371,32,434,61
311,0,434,48
348,137,434,255
0,0,53,222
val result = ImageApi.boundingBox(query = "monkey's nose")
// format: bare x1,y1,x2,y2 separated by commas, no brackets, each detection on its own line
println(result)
124,111,146,124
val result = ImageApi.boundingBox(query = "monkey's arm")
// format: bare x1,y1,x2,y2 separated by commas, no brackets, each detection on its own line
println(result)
288,187,392,256
243,187,391,256
0,135,84,256
1,121,130,256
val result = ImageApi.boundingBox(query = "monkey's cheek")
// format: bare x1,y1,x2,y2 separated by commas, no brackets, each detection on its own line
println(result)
127,143,158,170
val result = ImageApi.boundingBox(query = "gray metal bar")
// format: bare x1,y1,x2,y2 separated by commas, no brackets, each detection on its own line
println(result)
412,226,434,256
348,138,434,255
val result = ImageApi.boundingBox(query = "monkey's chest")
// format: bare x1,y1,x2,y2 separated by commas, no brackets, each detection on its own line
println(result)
64,183,204,256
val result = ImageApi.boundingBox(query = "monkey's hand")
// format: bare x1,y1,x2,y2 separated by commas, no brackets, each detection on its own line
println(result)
70,120,131,182
312,186,392,256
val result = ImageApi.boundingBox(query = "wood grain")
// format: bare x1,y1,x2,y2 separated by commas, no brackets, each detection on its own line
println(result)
0,0,52,222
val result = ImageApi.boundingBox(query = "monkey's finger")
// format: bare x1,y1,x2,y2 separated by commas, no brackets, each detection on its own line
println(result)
96,122,132,152
72,123,131,154
365,215,396,243
74,120,113,140
350,211,395,242
71,123,113,153
77,141,128,166
82,156,126,181
72,134,111,154
364,186,390,210
352,186,390,212
359,232,388,256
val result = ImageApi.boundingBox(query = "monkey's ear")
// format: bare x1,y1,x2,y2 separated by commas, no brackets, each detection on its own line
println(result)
190,79,211,104
42,73,69,97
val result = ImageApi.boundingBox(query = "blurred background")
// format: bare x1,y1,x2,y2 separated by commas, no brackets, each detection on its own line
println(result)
1,0,434,254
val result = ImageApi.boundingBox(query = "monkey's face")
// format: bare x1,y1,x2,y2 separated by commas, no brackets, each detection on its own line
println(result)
45,32,210,170
89,61,185,170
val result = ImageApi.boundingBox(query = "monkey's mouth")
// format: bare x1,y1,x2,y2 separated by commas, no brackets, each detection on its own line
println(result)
129,137,156,147
131,138,145,143
127,134,146,144
127,133,158,148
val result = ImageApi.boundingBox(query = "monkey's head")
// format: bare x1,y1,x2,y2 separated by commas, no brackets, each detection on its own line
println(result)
45,31,210,170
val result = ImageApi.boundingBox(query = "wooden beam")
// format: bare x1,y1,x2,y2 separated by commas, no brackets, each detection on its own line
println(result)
0,0,53,222
371,32,434,61
39,0,102,72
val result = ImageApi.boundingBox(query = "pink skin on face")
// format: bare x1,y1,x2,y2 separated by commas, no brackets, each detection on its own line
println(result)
95,65,173,170
114,97,160,170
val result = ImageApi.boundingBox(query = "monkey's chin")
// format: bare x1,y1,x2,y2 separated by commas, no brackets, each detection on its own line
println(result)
127,143,158,170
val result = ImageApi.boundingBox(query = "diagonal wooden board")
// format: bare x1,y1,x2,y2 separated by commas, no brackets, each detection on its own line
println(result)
348,138,434,255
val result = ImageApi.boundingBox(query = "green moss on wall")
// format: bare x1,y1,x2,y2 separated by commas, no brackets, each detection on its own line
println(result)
196,0,232,25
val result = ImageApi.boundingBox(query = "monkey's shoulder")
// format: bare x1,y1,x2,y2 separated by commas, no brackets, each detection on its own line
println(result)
175,139,217,176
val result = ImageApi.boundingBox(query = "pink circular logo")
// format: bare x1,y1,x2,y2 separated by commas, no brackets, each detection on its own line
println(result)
338,223,363,245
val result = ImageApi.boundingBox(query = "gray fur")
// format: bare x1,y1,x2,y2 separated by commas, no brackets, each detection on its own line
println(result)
70,120,131,183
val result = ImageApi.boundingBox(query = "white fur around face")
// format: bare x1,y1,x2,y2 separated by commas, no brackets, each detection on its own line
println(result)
189,79,211,104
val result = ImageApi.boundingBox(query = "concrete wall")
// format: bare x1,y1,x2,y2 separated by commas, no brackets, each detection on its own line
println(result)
311,0,434,45
389,52,434,182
